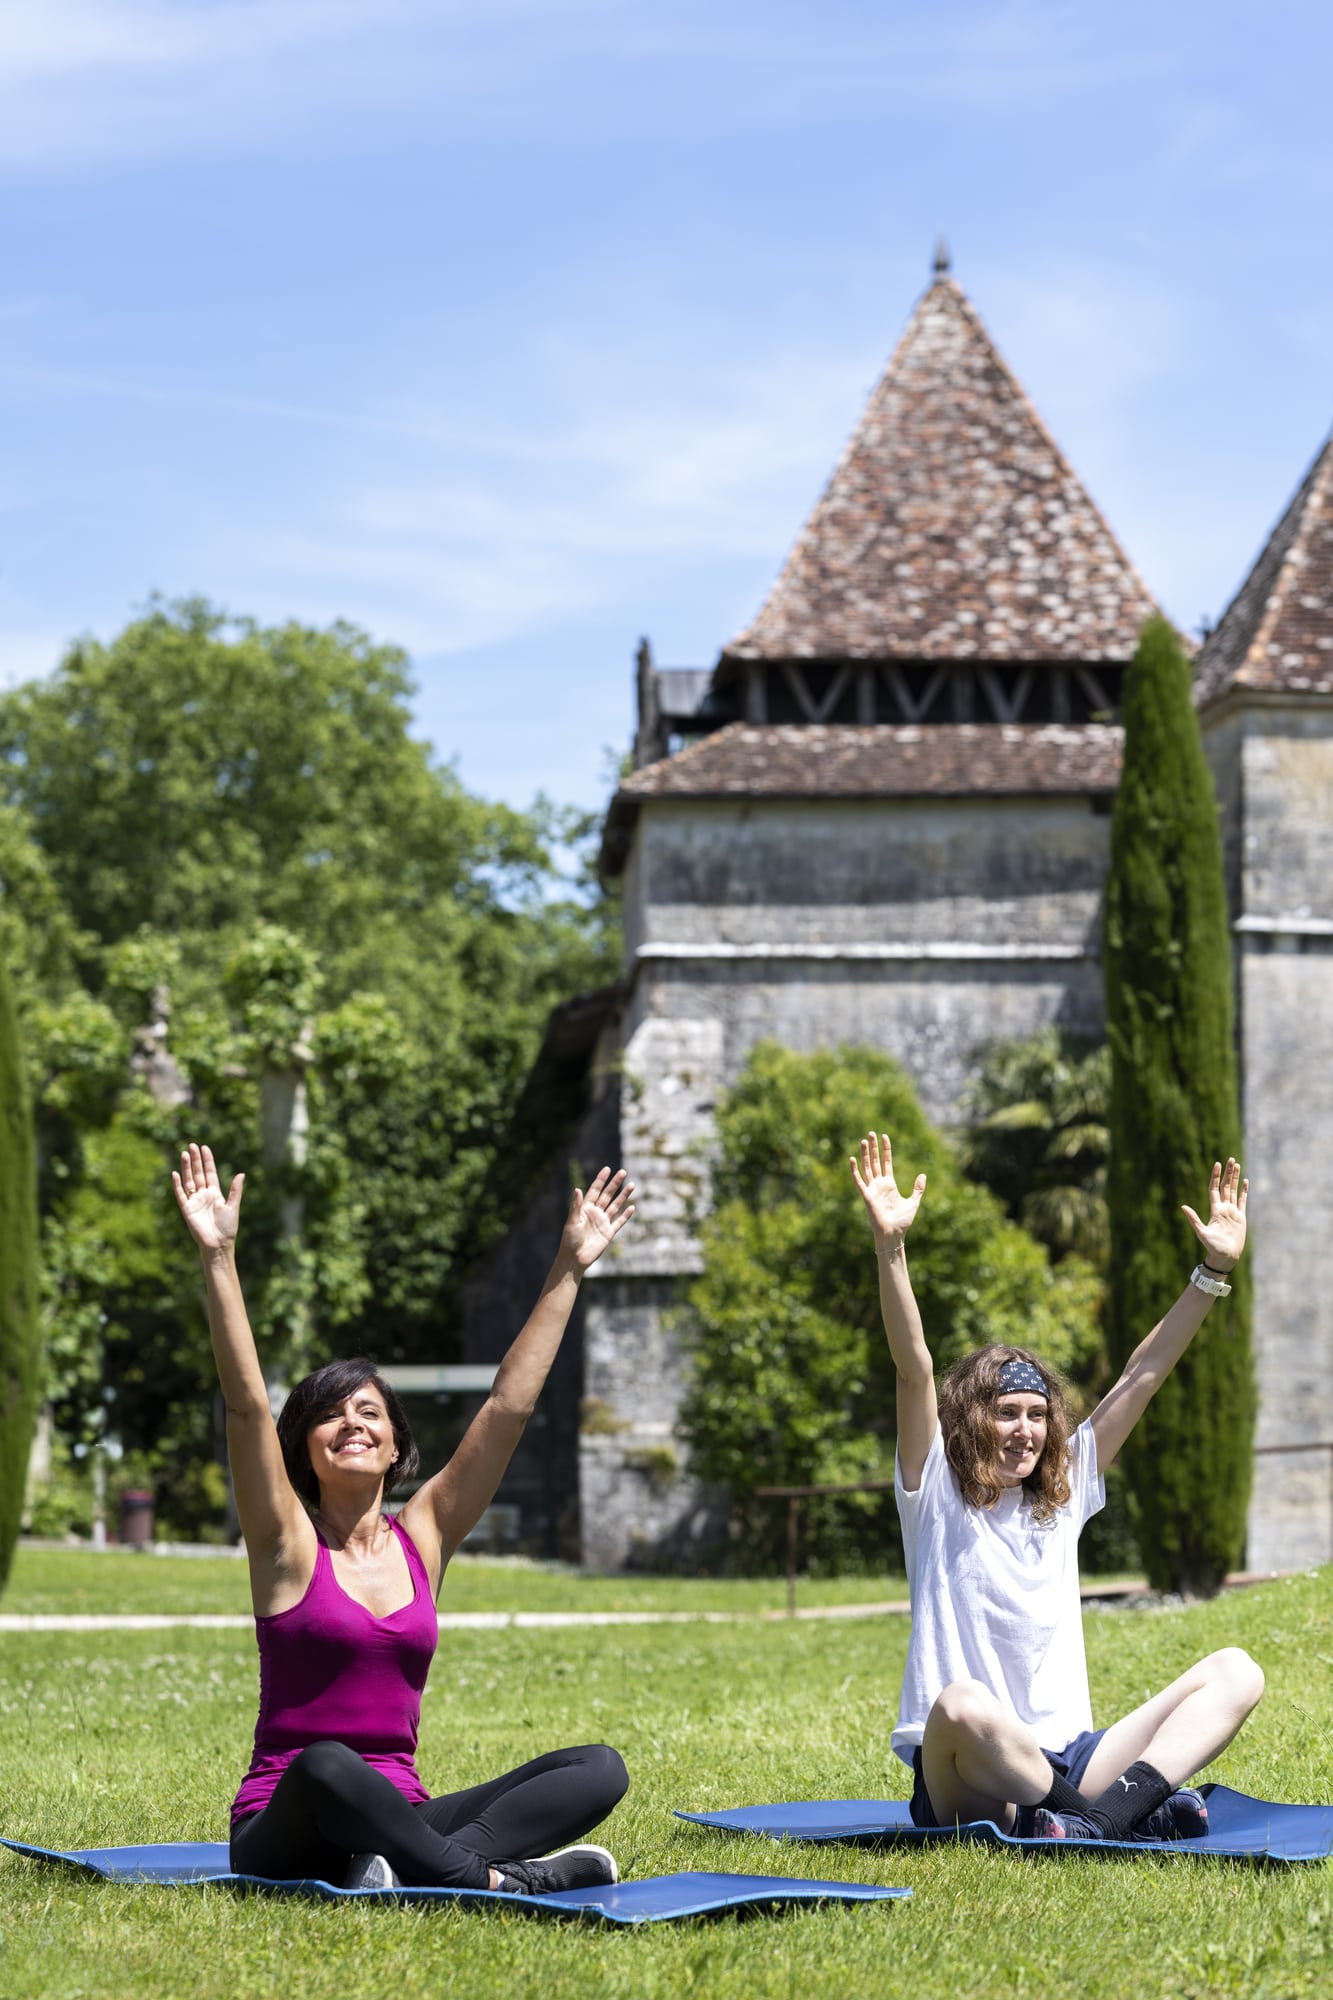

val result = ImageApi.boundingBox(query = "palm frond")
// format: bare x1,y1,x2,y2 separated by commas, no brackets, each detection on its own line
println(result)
1047,1121,1110,1162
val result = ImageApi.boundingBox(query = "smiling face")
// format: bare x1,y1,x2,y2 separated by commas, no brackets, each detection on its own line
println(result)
306,1384,398,1498
992,1391,1049,1487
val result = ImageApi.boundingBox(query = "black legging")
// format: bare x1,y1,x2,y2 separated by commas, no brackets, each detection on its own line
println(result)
230,1740,628,1889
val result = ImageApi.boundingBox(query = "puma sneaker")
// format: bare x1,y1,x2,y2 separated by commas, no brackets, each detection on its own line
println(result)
1136,1787,1210,1842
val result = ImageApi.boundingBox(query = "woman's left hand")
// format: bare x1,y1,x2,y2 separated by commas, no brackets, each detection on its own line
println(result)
560,1166,635,1272
1181,1156,1248,1272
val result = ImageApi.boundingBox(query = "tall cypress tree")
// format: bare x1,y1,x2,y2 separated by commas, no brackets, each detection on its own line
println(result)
1103,616,1252,1594
0,955,40,1594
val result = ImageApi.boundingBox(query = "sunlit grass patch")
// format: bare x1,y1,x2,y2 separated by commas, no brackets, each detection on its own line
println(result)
0,1571,1328,2000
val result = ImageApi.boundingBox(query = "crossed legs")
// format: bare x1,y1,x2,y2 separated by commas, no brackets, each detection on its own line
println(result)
230,1740,629,1888
1078,1648,1265,1795
919,1649,1264,1831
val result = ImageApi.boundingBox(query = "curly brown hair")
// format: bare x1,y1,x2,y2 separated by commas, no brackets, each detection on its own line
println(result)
937,1344,1074,1521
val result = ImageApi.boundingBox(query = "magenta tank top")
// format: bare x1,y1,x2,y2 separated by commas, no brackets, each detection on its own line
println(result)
231,1515,439,1825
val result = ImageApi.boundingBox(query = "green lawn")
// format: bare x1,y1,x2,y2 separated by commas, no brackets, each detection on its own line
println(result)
0,1567,1328,2000
4,1543,915,1618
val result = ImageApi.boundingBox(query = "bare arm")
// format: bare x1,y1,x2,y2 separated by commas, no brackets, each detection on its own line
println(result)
850,1132,936,1490
400,1167,635,1588
172,1144,310,1576
1090,1157,1248,1474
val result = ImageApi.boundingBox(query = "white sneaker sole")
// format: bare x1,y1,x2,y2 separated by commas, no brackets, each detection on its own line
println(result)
343,1852,400,1891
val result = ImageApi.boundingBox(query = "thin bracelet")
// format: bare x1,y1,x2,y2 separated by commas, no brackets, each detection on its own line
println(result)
1201,1257,1232,1275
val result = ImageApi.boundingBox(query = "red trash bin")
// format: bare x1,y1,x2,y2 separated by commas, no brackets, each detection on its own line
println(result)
119,1489,155,1548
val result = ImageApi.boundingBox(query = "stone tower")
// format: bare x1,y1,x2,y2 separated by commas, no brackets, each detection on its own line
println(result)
1194,429,1333,1569
463,258,1166,1567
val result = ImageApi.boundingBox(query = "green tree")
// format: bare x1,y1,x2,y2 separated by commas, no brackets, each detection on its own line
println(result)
0,803,85,1013
0,602,620,1534
0,602,581,1011
1103,616,1252,1595
0,955,40,1592
680,1042,1103,1572
957,1028,1111,1268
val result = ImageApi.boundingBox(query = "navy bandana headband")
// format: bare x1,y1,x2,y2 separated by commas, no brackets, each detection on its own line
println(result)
996,1359,1048,1398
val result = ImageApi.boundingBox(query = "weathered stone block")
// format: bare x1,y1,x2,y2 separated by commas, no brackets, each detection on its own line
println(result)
579,1277,727,1570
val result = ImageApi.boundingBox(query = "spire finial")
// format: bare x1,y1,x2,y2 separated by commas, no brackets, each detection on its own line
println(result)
933,236,951,279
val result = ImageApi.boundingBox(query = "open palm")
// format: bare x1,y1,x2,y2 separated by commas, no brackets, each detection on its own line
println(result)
1181,1156,1248,1270
172,1143,245,1252
561,1166,635,1270
850,1131,927,1241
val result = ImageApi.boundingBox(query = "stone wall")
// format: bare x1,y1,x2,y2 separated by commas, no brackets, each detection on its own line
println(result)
633,796,1110,952
1242,948,1333,1566
1207,702,1333,1568
458,1088,618,1560
569,788,1117,1564
622,793,1111,1123
464,742,1333,1572
579,1276,728,1570
625,957,1104,1129
573,1015,728,1568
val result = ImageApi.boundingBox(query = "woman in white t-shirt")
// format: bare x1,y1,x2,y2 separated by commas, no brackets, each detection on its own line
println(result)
850,1132,1262,1842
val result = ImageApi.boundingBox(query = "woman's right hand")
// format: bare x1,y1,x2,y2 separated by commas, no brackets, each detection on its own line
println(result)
849,1131,927,1245
172,1142,245,1253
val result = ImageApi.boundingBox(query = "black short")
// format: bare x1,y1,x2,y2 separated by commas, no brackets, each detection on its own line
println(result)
908,1726,1106,1830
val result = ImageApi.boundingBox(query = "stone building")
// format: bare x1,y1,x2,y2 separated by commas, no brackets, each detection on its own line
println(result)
1194,435,1333,1570
461,254,1333,1573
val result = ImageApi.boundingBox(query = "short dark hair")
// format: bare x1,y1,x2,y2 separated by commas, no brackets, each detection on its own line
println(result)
275,1357,420,1508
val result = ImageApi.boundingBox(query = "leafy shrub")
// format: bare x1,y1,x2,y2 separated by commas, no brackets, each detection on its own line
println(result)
681,1042,1104,1573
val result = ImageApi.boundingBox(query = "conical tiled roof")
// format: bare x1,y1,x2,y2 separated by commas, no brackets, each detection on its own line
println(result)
724,275,1158,665
1195,430,1333,706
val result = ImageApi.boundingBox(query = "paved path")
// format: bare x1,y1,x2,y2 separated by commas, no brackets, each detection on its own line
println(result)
0,1575,1280,1635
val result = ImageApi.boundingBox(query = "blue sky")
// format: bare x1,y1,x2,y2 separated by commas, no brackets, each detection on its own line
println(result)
1,1,1330,817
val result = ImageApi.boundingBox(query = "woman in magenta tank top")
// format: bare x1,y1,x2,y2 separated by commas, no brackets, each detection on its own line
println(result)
173,1141,634,1895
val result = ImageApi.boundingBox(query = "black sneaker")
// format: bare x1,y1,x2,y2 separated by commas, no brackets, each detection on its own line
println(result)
496,1844,618,1895
342,1852,401,1891
1031,1807,1106,1842
1136,1788,1209,1842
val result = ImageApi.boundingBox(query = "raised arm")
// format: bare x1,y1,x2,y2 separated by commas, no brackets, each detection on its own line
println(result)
1090,1157,1248,1474
401,1166,635,1590
850,1132,936,1490
172,1144,309,1580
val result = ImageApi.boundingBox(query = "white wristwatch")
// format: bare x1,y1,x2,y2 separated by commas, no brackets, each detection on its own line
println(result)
1190,1264,1232,1297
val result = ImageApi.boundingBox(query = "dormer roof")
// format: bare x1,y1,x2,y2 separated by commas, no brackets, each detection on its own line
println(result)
1195,430,1333,707
722,274,1158,666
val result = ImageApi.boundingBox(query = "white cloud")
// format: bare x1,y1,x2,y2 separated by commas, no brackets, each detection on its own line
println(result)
0,0,595,84
0,0,1214,171
0,360,430,442
193,332,872,656
0,0,625,166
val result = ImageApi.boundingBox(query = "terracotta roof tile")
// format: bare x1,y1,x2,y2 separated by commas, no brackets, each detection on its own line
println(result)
1195,430,1333,705
724,278,1158,665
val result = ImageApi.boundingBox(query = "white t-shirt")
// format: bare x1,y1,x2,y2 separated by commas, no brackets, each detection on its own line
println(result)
891,1418,1105,1768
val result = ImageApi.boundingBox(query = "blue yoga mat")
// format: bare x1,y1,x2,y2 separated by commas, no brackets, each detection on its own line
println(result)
676,1785,1332,1865
0,1839,910,1924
